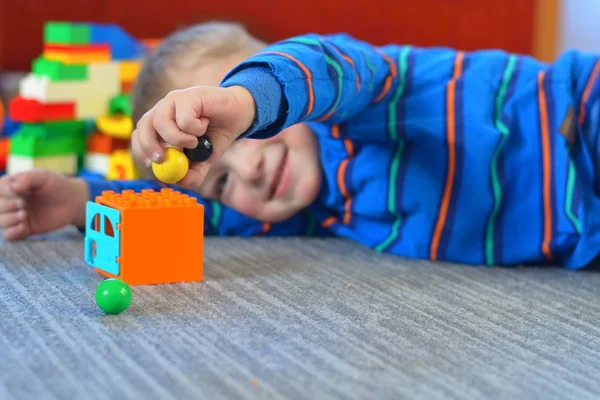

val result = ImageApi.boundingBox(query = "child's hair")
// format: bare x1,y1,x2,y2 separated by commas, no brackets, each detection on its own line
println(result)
129,21,265,179
131,21,266,126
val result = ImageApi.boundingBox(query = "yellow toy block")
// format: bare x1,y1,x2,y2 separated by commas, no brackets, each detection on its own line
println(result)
96,114,134,139
88,62,120,86
75,95,111,120
119,61,141,82
44,50,111,65
107,150,138,180
20,65,119,103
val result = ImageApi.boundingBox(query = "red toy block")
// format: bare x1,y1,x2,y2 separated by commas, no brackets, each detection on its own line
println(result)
44,43,111,53
9,96,75,122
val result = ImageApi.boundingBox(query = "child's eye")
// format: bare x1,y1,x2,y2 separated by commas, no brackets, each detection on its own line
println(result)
217,173,228,188
215,173,229,199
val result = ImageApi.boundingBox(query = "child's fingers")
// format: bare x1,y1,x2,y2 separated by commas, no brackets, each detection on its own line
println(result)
0,197,25,214
176,104,210,139
135,114,164,163
178,162,210,189
1,222,30,241
130,129,149,167
0,209,27,229
153,101,197,149
0,177,18,199
10,169,49,196
176,128,235,189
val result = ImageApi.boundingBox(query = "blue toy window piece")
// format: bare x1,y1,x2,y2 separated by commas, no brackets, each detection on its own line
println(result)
84,201,121,276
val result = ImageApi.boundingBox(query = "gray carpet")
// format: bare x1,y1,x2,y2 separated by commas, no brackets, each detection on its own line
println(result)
1,227,600,400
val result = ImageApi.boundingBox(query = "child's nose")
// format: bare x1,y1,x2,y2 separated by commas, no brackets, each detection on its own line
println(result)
236,154,264,185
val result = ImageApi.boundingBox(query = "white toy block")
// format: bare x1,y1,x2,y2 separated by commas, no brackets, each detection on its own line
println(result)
7,154,78,175
19,74,47,101
85,153,110,175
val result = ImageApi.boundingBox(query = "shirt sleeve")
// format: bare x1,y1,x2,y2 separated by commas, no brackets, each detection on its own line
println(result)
220,33,400,138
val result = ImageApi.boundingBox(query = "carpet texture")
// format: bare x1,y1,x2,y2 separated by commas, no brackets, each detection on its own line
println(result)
1,227,600,400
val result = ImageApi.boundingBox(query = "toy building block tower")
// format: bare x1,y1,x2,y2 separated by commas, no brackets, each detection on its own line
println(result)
84,188,204,285
0,99,7,174
6,22,144,178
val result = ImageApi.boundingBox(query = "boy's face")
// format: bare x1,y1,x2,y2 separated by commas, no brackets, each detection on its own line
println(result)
198,124,322,222
180,53,322,222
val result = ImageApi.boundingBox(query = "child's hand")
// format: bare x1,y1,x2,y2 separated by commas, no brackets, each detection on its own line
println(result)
0,170,89,240
131,85,256,189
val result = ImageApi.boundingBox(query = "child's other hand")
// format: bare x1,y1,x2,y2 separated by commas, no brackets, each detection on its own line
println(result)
131,85,256,189
0,169,89,240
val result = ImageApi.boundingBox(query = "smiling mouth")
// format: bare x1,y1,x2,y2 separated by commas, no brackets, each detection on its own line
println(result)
270,148,289,199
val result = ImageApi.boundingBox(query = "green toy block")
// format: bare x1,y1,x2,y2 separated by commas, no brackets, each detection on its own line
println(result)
109,94,132,116
32,57,88,81
44,120,89,136
44,22,91,45
10,122,87,158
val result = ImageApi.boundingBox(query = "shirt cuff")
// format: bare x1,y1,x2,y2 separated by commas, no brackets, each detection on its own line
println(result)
221,65,286,139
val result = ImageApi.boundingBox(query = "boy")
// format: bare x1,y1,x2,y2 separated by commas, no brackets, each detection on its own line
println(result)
0,21,599,269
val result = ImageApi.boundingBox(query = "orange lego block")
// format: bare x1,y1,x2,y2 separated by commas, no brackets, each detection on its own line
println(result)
121,81,134,94
141,38,162,50
44,44,111,53
86,188,204,285
86,132,128,154
0,138,9,171
44,45,111,64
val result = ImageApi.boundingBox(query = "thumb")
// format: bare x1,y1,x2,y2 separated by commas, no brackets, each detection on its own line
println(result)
177,127,238,189
11,169,50,195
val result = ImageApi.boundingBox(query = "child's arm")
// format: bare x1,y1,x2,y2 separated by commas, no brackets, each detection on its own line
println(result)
132,33,412,190
220,33,404,138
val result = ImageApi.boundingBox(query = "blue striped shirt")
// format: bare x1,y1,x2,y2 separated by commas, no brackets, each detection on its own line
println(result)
85,33,600,268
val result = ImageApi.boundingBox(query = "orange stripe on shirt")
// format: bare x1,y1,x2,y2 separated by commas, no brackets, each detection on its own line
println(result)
331,124,356,225
579,60,600,125
321,216,337,228
327,42,361,93
374,49,398,103
261,51,314,118
337,159,351,224
430,52,464,261
537,71,554,261
331,124,341,138
342,55,361,92
343,138,354,155
262,222,271,233
337,137,356,225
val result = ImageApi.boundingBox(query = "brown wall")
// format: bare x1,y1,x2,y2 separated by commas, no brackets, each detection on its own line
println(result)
0,0,537,71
